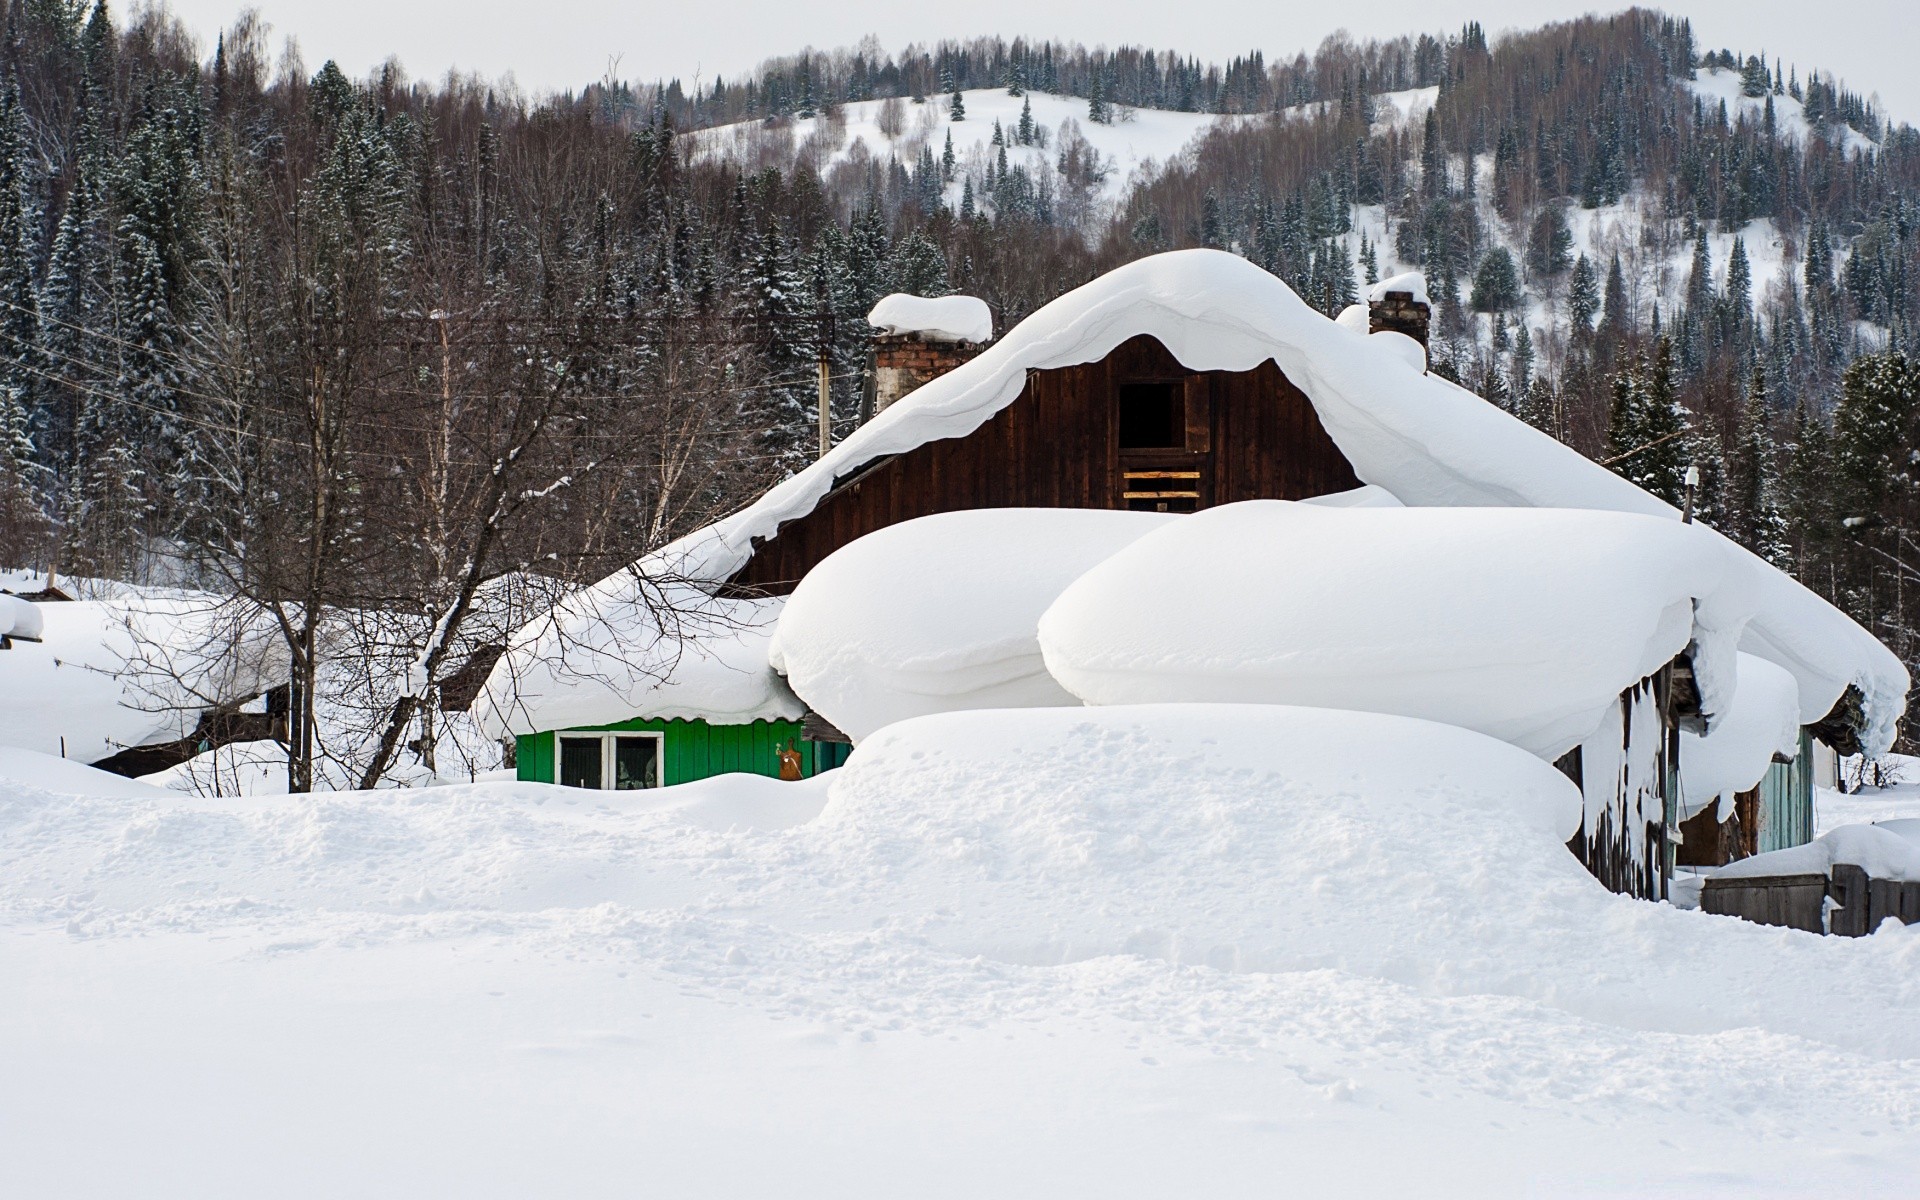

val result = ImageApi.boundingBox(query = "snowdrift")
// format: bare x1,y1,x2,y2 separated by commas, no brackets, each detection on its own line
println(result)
1037,502,1745,759
866,293,992,343
769,509,1176,740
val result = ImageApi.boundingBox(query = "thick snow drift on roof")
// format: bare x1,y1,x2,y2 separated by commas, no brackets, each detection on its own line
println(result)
866,293,992,343
470,580,801,739
1367,271,1430,304
1679,653,1804,819
0,595,279,763
1038,501,1746,759
0,747,172,799
1716,822,1920,885
0,594,43,641
770,509,1175,741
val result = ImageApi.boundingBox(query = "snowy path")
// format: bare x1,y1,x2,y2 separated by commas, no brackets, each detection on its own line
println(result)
5,708,1920,1196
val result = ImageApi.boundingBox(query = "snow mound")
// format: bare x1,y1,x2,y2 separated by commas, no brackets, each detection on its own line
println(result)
802,704,1585,969
866,293,992,343
1038,501,1745,759
1370,329,1427,372
1718,822,1920,884
770,509,1176,740
1680,653,1803,818
0,747,171,799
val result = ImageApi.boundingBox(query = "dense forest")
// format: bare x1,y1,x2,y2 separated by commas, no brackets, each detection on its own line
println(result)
3,3,1920,770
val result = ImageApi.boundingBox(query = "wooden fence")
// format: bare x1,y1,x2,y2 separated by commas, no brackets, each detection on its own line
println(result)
1702,865,1920,935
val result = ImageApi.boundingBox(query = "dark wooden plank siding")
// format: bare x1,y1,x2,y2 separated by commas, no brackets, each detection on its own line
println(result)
729,335,1361,593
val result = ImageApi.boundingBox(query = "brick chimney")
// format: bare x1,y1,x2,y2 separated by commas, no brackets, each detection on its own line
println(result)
1368,288,1431,349
866,293,993,412
872,333,984,412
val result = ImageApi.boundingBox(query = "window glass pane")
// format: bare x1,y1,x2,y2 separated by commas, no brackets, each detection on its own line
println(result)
1118,383,1182,449
613,736,659,790
558,737,603,789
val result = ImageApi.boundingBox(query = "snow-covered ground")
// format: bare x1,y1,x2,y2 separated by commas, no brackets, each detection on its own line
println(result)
5,705,1920,1196
1821,754,1920,832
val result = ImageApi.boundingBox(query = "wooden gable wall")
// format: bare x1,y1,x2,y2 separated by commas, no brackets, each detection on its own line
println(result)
727,334,1360,594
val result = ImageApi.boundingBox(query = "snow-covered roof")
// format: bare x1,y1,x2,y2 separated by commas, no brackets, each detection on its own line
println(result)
470,581,802,739
1037,502,1746,761
481,249,1906,752
0,594,43,642
866,293,993,343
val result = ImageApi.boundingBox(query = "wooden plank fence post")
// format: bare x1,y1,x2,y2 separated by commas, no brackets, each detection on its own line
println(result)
1828,864,1871,937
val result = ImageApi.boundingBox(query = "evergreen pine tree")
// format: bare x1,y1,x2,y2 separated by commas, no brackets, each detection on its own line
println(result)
1469,247,1519,312
941,129,955,181
1017,96,1035,146
1729,362,1787,559
1600,254,1629,338
949,87,965,122
1511,324,1536,396
1568,254,1599,338
1088,71,1109,125
1726,236,1752,320
1783,401,1835,578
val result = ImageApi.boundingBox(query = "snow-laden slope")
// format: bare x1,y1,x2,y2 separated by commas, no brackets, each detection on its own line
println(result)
1688,67,1880,156
687,88,1238,210
686,86,1438,216
5,704,1920,1196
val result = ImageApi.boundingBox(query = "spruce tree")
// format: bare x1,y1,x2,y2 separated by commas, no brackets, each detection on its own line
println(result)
1469,247,1519,312
1726,236,1752,320
1600,254,1628,338
1729,362,1787,560
1511,324,1536,396
1087,72,1108,125
1568,254,1599,338
949,87,965,122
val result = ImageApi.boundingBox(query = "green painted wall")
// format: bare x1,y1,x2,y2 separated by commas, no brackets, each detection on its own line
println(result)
515,716,852,787
1755,728,1816,853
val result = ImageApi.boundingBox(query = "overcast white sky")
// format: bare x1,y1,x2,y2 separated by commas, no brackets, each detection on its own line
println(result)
157,0,1920,123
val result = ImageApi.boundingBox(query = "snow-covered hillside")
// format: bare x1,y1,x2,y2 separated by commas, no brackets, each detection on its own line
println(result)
5,705,1920,1196
687,86,1438,216
1688,67,1880,156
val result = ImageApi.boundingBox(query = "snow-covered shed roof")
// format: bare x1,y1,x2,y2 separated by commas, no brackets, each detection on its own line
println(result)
479,249,1906,752
866,294,993,343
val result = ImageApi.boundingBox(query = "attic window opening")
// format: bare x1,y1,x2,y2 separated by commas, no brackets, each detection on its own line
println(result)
1118,382,1183,450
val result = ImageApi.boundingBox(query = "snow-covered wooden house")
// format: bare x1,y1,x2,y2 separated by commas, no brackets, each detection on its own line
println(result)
474,250,1905,898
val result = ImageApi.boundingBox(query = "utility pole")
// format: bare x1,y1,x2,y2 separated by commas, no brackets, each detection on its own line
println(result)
817,310,834,459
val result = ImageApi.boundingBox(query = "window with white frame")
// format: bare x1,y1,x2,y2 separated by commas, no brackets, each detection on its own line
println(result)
556,732,663,790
